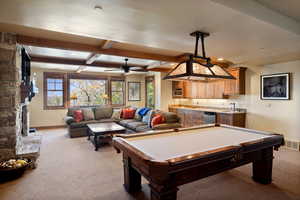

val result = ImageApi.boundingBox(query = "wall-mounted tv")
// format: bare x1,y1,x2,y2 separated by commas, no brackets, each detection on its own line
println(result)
20,47,36,102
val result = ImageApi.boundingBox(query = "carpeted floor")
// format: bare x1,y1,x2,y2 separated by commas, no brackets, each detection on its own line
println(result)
0,128,299,200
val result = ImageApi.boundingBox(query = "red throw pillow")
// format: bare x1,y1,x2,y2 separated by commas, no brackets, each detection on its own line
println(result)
122,108,136,119
73,110,83,122
151,114,165,127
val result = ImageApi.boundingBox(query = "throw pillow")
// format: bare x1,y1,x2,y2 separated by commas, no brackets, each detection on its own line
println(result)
73,110,83,122
142,109,153,126
122,108,136,119
151,114,165,128
134,108,143,121
94,107,113,120
111,109,121,120
82,108,95,121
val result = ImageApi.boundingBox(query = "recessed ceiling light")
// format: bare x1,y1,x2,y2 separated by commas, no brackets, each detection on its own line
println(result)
217,58,224,61
94,5,103,10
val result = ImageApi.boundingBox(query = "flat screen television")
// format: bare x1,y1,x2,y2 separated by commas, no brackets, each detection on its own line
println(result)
20,47,36,102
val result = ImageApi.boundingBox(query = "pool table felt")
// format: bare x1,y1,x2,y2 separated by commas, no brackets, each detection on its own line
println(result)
124,127,272,161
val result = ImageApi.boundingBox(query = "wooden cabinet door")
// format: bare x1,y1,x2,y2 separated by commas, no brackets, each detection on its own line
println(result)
216,113,233,125
213,80,225,98
183,81,193,98
184,110,204,127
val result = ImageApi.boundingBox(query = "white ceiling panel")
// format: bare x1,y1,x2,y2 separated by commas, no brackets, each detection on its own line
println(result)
31,62,79,71
25,46,90,59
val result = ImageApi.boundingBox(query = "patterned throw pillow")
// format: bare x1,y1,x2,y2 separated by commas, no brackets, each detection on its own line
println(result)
82,108,95,121
122,108,136,119
73,110,83,122
142,110,153,126
111,109,121,120
134,108,143,121
151,114,165,128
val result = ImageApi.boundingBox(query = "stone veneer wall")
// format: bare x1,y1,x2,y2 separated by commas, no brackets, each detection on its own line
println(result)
0,32,23,161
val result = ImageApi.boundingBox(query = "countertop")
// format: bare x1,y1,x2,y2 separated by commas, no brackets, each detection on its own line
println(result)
169,105,246,114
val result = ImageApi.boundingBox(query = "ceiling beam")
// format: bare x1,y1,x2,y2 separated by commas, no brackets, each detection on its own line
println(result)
86,40,115,64
29,54,146,68
86,54,100,64
17,35,181,62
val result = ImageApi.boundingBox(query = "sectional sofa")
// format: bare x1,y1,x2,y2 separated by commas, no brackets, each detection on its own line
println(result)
64,106,181,138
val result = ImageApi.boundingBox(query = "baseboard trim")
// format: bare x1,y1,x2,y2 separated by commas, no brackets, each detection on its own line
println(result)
31,125,67,130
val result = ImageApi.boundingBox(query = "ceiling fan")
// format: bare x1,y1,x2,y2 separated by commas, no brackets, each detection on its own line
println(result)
105,58,148,73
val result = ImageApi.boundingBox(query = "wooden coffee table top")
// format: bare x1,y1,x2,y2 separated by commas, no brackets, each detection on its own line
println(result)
87,122,126,134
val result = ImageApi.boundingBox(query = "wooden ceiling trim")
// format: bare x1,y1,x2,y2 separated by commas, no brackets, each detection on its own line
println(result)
17,35,181,62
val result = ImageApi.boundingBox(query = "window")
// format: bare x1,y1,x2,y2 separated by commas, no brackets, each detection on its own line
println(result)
44,73,66,109
69,79,108,106
43,72,125,109
111,80,125,105
146,76,155,108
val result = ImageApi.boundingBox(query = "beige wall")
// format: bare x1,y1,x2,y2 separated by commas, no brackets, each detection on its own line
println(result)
29,68,67,127
125,74,146,108
173,60,300,142
29,68,146,127
154,72,173,111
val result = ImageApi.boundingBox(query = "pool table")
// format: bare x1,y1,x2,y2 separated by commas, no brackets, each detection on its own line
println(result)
113,124,284,200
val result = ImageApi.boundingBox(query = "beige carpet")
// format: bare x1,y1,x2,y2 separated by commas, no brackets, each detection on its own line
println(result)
0,128,299,200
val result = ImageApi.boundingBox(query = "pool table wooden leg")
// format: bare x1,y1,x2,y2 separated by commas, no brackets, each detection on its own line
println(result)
123,156,141,193
252,147,273,184
150,184,178,200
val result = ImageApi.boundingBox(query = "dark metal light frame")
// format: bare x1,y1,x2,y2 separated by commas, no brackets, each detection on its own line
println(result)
163,31,235,80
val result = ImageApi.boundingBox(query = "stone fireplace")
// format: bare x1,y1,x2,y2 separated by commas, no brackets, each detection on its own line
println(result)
0,32,40,167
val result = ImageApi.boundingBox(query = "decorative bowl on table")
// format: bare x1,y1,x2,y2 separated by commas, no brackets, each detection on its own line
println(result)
0,158,31,182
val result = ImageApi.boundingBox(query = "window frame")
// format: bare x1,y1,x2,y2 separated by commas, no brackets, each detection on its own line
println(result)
43,72,67,110
43,72,126,110
145,76,155,108
110,78,125,107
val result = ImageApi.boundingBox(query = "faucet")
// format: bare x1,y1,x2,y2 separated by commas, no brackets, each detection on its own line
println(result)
229,102,236,111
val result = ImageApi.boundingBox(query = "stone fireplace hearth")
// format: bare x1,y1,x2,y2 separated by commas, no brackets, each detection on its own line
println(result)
0,32,40,167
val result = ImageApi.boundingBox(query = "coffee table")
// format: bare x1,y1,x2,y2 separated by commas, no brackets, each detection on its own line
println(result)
87,122,126,151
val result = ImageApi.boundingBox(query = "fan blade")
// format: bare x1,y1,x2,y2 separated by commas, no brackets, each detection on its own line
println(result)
104,69,121,72
130,69,148,72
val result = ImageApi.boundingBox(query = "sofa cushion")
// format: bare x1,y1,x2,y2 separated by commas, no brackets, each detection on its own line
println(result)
122,108,136,119
119,119,137,127
69,120,98,129
151,114,165,128
94,107,113,120
142,110,153,125
67,107,81,117
135,125,152,132
152,123,182,130
134,108,143,121
162,112,180,123
73,110,84,122
82,108,95,121
111,109,121,120
98,119,116,123
127,121,147,130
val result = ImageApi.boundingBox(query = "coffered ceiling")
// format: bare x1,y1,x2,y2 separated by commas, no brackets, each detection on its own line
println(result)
0,0,300,68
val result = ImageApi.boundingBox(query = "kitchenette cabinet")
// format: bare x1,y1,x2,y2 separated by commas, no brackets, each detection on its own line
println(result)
172,67,246,99
169,106,246,128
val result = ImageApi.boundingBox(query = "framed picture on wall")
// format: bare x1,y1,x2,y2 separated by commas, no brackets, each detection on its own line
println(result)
261,73,290,100
128,82,141,101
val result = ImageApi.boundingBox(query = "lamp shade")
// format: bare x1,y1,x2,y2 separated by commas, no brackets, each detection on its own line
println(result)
163,56,235,81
